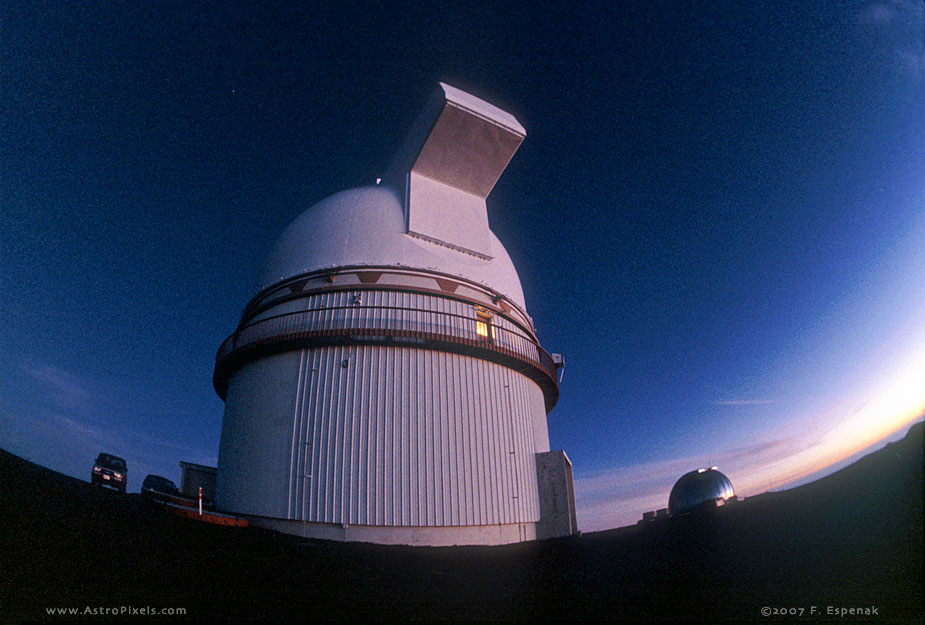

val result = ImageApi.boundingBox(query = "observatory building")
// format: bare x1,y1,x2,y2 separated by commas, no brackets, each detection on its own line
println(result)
667,468,736,516
212,84,577,546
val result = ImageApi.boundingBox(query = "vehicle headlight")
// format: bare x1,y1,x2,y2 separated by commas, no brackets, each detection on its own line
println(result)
93,466,102,472
113,473,122,479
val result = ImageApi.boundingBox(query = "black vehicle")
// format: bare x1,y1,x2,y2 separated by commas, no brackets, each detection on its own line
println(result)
91,453,128,493
141,474,179,499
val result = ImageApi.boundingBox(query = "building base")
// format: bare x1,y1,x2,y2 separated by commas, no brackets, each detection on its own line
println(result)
243,515,539,547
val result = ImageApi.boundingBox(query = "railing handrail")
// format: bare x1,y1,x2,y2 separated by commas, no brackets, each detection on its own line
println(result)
215,304,559,384
236,303,539,343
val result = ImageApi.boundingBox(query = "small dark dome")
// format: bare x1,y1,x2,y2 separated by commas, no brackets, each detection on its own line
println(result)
668,468,735,515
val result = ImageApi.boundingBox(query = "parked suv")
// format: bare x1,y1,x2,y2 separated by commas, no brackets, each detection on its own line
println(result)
91,453,127,493
141,474,179,499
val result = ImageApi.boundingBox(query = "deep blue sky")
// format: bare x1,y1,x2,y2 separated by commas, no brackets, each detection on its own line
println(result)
2,1,923,530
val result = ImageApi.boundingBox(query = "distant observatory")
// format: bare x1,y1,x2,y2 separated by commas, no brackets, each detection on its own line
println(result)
667,468,736,516
211,84,577,546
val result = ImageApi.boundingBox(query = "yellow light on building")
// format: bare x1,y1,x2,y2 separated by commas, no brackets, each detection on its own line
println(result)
476,311,493,340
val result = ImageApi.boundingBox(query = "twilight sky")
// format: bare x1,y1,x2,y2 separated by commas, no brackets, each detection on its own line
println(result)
1,1,923,532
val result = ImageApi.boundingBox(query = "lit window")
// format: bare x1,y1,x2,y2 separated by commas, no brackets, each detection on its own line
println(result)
476,310,493,340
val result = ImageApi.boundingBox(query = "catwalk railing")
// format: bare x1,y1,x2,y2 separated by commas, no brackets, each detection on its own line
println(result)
214,304,560,405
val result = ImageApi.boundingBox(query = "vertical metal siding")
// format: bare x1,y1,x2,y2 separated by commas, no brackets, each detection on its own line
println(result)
220,288,546,528
274,345,544,527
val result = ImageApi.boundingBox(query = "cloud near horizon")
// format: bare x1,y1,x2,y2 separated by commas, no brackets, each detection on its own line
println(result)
19,361,94,410
712,399,776,406
573,435,804,532
576,343,925,532
574,411,923,533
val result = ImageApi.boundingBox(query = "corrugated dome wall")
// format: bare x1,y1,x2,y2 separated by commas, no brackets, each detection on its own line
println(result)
216,346,547,526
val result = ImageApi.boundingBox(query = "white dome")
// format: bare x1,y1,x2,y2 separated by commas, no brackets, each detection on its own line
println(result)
258,185,527,309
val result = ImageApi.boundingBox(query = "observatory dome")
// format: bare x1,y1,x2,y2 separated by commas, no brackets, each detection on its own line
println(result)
212,83,576,546
668,468,735,516
258,184,527,309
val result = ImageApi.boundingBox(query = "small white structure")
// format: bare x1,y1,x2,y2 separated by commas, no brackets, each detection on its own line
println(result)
179,461,217,504
212,84,576,545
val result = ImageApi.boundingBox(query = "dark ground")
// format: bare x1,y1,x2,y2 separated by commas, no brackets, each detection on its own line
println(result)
1,423,921,624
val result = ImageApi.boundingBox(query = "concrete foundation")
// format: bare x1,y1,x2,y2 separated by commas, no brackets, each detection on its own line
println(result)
246,515,538,547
